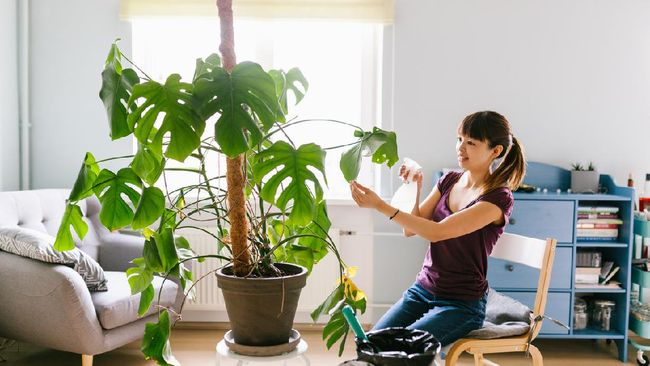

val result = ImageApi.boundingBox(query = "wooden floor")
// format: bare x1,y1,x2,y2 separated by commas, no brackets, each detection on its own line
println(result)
2,328,648,365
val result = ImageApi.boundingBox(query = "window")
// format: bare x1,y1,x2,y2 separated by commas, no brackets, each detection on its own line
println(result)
132,18,384,199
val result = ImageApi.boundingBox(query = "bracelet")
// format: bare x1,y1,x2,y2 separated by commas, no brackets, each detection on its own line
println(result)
389,208,400,220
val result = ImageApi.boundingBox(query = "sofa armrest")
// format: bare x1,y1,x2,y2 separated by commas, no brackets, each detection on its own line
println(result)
97,232,188,311
98,232,145,272
0,251,105,355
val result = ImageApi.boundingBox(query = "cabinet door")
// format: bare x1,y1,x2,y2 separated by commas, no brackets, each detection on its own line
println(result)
488,247,572,289
501,291,570,334
507,200,575,243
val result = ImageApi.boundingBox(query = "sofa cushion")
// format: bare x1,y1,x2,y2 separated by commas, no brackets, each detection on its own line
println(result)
91,271,179,330
0,227,108,291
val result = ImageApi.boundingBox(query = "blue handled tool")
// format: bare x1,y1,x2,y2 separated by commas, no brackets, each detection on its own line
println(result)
342,305,369,341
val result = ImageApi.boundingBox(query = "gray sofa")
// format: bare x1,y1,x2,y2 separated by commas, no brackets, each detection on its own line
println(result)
0,189,184,366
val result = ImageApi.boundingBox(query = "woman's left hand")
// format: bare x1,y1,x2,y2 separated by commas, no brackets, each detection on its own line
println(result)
349,181,383,209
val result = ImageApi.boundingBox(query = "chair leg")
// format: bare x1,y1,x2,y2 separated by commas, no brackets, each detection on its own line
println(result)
445,345,463,366
528,345,543,366
473,353,484,366
82,354,93,366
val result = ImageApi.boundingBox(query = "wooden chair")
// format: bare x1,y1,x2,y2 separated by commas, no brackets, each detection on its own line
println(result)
444,233,558,366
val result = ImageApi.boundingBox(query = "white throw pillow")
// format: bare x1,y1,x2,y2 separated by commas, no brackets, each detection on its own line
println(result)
0,227,108,291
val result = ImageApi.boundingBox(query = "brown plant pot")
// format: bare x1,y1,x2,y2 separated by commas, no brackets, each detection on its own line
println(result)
216,262,308,346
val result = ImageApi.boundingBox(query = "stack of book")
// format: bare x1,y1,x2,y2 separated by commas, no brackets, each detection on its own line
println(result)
575,261,621,289
577,206,622,242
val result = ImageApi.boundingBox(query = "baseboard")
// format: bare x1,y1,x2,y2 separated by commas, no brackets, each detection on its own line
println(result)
175,321,373,331
180,305,389,324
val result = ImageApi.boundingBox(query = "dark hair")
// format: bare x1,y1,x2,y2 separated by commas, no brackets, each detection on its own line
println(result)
458,111,526,193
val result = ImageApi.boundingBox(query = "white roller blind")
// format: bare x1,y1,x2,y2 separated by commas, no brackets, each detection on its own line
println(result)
120,0,394,23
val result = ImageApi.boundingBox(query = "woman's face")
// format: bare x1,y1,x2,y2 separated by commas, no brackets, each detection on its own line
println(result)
456,133,502,171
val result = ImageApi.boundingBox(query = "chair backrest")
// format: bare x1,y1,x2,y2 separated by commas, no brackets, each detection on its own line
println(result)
490,232,557,339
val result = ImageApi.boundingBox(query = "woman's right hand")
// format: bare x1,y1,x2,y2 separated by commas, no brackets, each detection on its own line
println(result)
399,165,423,192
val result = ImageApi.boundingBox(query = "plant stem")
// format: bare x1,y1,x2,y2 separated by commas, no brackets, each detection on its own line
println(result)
120,51,154,81
95,154,134,164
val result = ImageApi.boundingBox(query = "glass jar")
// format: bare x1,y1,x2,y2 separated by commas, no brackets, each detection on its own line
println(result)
573,298,588,330
592,299,616,331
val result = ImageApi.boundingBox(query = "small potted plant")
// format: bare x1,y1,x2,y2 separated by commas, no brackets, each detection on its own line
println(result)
571,161,600,193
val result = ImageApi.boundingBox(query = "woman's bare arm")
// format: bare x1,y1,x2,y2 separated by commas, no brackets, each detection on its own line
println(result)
404,186,441,237
389,200,503,242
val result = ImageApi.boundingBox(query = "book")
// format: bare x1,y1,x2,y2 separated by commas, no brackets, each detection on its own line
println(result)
600,261,614,278
577,237,618,242
575,273,599,284
576,219,623,225
576,267,602,275
578,213,619,219
600,266,620,284
576,223,619,229
575,281,622,289
577,206,620,213
577,229,618,237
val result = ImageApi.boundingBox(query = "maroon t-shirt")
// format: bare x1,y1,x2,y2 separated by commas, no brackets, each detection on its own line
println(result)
415,171,514,300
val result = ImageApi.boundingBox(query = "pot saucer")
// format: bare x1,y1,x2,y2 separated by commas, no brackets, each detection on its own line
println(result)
223,329,301,356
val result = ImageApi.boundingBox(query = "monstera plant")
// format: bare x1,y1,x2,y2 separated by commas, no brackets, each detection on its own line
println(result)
54,1,398,365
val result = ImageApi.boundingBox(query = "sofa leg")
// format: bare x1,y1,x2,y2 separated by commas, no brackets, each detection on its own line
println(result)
82,354,93,366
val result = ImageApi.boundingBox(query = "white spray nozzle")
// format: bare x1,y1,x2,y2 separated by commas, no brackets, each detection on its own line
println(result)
402,158,422,182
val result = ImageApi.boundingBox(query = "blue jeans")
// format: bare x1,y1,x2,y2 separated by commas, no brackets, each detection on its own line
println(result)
372,282,487,346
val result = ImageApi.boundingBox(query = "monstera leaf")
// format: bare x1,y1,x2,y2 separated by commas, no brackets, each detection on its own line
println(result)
104,40,123,74
54,203,88,251
132,187,166,230
271,200,332,273
69,152,100,202
128,74,205,162
193,61,284,157
131,140,165,186
100,67,139,140
193,53,221,82
269,67,308,114
99,40,139,140
340,127,399,182
253,141,326,227
93,168,143,231
141,309,179,366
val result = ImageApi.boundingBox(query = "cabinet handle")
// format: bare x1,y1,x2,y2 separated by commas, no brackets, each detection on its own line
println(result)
506,264,515,272
510,218,516,225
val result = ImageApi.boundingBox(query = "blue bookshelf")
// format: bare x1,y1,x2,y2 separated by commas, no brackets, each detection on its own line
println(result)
504,162,634,362
438,162,634,362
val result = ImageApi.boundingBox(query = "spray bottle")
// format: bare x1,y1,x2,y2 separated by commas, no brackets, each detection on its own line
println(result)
390,158,422,213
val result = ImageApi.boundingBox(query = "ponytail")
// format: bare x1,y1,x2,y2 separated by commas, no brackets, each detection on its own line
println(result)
483,136,526,193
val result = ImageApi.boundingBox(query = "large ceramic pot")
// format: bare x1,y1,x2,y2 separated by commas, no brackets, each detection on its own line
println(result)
216,262,308,346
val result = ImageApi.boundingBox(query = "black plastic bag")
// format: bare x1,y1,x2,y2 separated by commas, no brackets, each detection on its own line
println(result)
354,327,440,366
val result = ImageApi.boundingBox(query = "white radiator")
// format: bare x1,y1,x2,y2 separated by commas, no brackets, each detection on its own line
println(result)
179,225,341,323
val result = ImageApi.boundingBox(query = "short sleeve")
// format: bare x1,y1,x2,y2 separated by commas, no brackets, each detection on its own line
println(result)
436,171,461,195
477,188,514,227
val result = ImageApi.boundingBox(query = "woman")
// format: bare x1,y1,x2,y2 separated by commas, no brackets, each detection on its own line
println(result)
349,110,526,346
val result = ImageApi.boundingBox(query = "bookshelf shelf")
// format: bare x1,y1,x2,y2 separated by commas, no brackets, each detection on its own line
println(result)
574,287,626,294
572,328,626,339
576,242,627,248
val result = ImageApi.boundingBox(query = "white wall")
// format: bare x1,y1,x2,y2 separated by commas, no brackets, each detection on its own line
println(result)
369,0,650,310
391,0,650,194
0,0,20,191
29,0,133,189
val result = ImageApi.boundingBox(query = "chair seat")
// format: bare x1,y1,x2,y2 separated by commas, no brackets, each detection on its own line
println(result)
91,271,178,330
